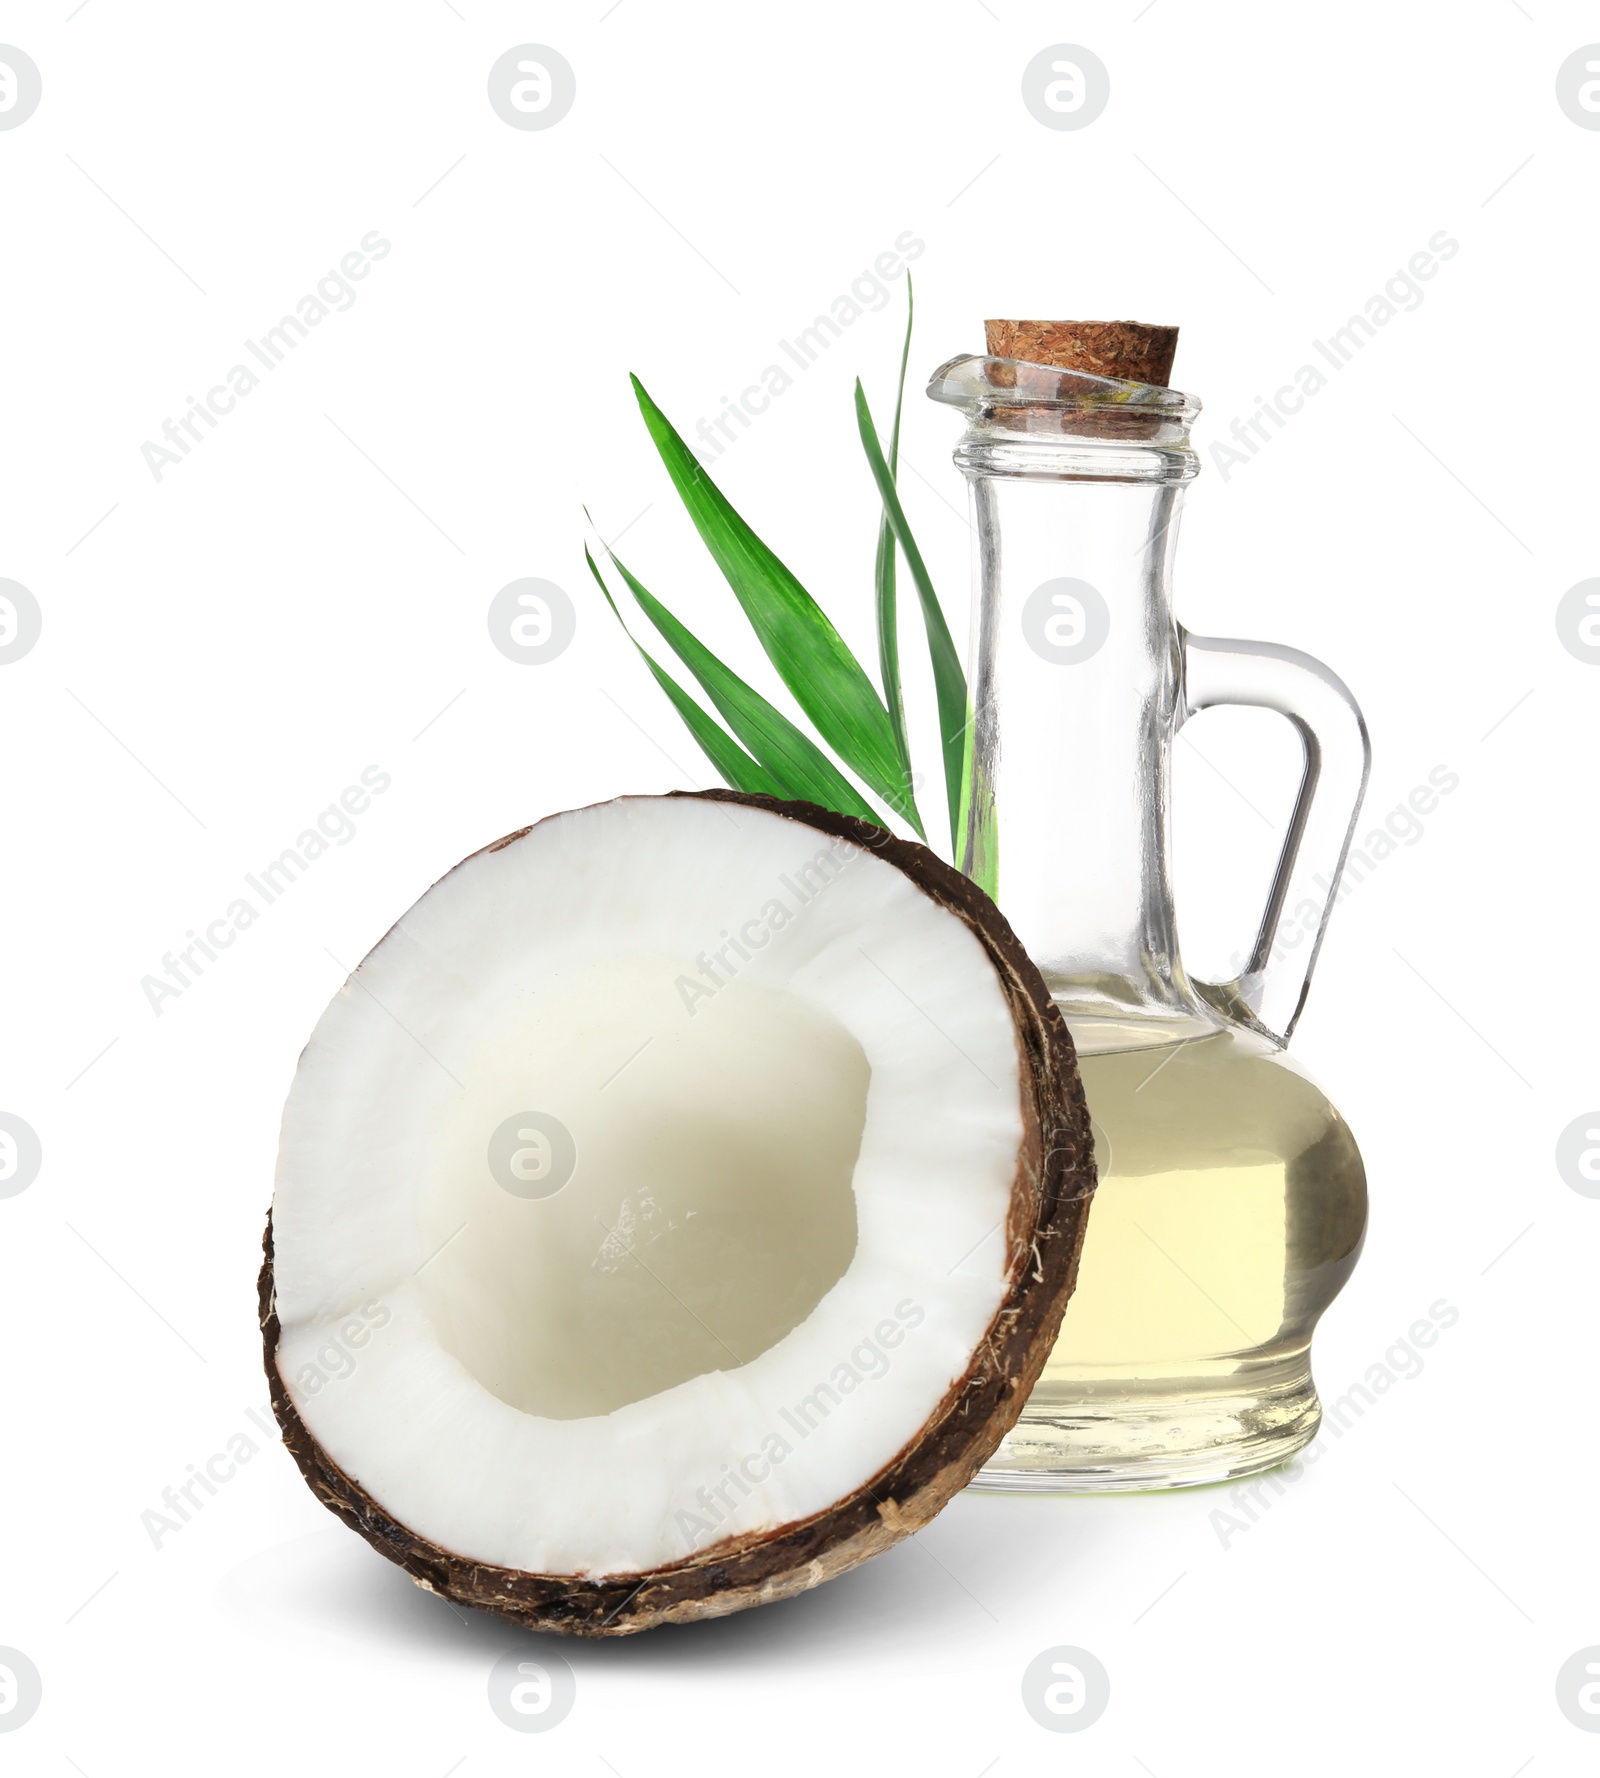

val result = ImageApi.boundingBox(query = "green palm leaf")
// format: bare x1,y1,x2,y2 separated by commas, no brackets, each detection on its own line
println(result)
605,546,884,824
875,275,915,787
630,375,924,839
855,379,971,854
584,545,778,797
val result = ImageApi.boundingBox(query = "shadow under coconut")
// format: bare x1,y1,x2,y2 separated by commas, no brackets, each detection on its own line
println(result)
221,1492,1127,1672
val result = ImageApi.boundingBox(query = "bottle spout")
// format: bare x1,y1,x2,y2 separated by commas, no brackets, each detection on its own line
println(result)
926,352,1201,443
928,353,1201,482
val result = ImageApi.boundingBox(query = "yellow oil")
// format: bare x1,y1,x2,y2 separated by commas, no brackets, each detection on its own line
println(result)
980,1017,1367,1490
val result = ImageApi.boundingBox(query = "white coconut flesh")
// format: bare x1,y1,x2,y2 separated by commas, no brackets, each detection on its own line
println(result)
271,795,1028,1580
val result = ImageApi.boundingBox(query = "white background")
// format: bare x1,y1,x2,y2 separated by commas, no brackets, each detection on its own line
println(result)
1,3,1596,1772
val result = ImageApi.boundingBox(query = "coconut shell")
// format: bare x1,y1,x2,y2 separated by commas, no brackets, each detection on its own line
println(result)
259,791,1095,1636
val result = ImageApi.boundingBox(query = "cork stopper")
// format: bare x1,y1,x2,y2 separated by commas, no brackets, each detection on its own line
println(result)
984,319,1179,388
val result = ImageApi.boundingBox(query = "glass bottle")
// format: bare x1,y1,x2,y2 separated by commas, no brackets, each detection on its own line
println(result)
928,352,1371,1491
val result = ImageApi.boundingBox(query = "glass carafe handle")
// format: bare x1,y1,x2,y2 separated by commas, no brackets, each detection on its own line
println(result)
1179,632,1371,1046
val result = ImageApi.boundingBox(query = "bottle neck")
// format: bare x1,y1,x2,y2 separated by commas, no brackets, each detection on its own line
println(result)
961,458,1207,1042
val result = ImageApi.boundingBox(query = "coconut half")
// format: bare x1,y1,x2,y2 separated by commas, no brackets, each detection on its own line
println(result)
260,791,1093,1635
